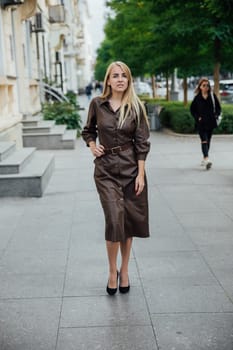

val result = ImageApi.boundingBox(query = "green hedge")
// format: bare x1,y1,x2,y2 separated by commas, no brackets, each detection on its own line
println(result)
42,91,82,136
144,99,233,134
159,103,195,133
214,105,233,134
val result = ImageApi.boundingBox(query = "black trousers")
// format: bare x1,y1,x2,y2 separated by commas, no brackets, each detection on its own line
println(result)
198,129,213,158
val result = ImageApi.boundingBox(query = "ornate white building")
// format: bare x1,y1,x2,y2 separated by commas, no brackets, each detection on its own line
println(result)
0,0,94,146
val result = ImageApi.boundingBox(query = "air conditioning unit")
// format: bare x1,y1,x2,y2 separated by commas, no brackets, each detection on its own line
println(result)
1,0,24,8
49,5,65,23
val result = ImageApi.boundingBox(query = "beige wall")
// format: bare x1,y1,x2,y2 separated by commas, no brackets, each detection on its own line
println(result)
0,2,40,146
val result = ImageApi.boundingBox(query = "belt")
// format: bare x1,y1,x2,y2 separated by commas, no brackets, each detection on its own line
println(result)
104,142,133,155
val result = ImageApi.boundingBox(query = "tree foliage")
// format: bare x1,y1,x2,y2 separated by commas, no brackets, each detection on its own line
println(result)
95,0,233,93
94,40,114,81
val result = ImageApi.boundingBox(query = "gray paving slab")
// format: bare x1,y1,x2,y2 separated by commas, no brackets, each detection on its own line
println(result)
57,326,158,350
0,272,64,299
134,256,220,293
176,210,233,233
0,298,61,350
7,227,70,251
0,114,233,349
60,291,151,328
145,284,233,313
0,249,67,275
152,313,233,350
0,231,13,251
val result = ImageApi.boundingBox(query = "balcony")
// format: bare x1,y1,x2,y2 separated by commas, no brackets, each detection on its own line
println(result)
49,5,65,24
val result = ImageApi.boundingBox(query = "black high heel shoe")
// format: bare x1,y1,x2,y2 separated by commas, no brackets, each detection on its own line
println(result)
119,276,130,294
106,271,119,296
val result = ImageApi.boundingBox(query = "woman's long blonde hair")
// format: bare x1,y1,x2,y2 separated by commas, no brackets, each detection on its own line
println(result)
101,61,149,128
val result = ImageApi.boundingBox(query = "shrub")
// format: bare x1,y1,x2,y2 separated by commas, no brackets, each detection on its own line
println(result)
146,100,233,134
159,103,195,133
158,106,172,127
66,90,79,106
42,92,82,135
214,105,233,134
170,109,195,133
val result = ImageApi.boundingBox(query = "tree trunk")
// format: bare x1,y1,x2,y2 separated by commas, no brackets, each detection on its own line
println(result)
213,36,221,97
151,74,156,98
213,62,220,97
183,77,188,106
166,73,170,100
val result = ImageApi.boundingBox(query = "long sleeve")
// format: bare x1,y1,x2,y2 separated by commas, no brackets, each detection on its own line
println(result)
214,93,221,116
190,96,199,123
81,99,98,146
134,110,150,160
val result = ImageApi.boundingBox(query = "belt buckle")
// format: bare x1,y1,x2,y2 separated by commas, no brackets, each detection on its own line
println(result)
111,146,121,154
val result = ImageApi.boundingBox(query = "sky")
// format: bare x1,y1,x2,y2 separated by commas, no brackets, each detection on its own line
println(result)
86,0,106,55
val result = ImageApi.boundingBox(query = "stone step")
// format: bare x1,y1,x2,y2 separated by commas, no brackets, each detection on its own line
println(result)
0,151,54,197
21,116,42,127
49,124,67,134
22,121,55,134
61,129,77,149
0,141,16,161
0,147,36,174
23,113,43,120
22,124,76,149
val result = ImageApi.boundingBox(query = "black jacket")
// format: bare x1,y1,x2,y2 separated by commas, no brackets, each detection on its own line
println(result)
190,92,221,130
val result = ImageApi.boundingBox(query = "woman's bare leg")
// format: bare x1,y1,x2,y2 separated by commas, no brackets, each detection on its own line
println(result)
120,237,133,286
106,241,120,288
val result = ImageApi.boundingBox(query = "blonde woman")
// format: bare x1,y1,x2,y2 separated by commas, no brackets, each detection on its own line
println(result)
190,77,221,169
82,61,150,295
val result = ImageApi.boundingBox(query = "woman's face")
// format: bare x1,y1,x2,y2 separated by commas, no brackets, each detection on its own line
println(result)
107,65,129,94
199,80,210,93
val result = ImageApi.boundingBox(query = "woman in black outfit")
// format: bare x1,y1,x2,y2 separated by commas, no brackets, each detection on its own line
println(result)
190,77,221,170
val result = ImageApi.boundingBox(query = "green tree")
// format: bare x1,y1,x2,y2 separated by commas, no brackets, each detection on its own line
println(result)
95,0,233,103
201,0,233,92
95,40,114,81
150,0,233,97
104,0,155,76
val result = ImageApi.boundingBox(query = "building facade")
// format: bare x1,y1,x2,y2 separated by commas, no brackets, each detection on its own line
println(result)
0,0,93,146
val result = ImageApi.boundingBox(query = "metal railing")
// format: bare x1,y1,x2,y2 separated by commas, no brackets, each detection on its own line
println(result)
42,83,69,103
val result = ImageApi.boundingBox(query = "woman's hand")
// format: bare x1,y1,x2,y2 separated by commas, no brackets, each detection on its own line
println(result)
135,174,145,196
89,142,105,157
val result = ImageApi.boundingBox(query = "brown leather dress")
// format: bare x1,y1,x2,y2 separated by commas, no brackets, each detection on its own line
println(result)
82,97,150,242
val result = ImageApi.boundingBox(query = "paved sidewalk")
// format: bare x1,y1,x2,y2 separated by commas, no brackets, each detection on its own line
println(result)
0,101,233,349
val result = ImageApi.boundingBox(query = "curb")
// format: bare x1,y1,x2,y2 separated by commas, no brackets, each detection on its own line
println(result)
158,128,233,139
